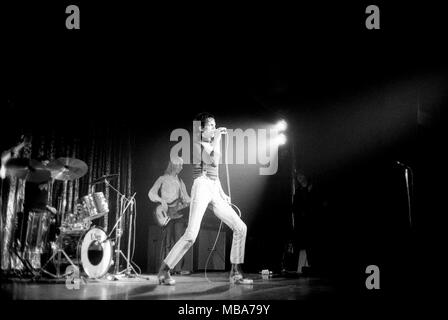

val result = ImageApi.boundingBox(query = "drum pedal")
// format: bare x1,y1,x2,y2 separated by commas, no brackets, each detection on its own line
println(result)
105,274,118,281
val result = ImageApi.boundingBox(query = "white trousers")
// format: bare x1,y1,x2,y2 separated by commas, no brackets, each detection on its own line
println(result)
164,175,247,268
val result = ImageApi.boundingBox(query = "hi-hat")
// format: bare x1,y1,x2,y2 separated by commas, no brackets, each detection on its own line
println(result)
47,157,88,181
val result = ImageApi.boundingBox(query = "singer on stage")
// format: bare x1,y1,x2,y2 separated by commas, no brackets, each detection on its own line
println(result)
157,112,252,285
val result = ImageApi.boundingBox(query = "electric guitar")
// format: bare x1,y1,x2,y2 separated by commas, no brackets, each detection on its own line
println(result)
154,198,189,227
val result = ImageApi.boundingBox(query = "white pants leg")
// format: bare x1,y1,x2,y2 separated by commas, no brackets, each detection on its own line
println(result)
210,186,247,264
164,176,211,268
164,176,247,268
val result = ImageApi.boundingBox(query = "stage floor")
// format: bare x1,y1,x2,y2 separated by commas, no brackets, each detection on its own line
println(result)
1,272,336,300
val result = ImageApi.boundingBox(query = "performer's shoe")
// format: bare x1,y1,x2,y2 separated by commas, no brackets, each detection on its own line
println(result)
158,272,176,285
229,273,253,285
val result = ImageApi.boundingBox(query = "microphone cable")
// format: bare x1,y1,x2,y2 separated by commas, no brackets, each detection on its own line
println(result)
204,131,242,283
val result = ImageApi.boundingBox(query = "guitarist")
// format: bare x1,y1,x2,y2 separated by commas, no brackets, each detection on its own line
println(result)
148,156,191,275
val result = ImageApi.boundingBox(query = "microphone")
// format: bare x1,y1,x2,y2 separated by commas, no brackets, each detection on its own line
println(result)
212,128,227,137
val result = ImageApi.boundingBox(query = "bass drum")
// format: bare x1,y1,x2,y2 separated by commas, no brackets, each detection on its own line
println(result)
59,227,113,278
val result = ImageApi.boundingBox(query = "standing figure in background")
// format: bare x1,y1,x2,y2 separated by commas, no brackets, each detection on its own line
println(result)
148,156,192,275
292,171,315,273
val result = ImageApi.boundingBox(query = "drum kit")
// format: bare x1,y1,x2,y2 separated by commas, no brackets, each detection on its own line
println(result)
3,156,137,280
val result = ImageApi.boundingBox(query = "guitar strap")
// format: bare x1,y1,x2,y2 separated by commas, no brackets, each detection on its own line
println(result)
178,177,184,199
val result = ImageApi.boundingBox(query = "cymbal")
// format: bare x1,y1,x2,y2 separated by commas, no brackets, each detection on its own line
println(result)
48,157,88,181
4,158,30,170
92,174,119,185
4,158,29,179
5,158,51,183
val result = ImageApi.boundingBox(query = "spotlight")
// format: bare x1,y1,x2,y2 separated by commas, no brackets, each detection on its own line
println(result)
276,133,287,145
276,119,287,132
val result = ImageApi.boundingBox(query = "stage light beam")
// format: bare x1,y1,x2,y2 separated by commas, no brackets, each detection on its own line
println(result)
276,120,287,132
276,133,287,145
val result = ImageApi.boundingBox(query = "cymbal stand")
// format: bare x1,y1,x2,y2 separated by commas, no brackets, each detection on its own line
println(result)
40,240,82,280
103,178,140,278
121,198,137,277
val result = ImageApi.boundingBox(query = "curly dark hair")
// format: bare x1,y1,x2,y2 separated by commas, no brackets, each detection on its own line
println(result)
193,112,215,129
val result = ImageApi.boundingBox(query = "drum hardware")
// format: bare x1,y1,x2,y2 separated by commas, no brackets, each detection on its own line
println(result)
0,154,91,279
40,236,81,280
41,226,114,279
41,200,81,279
40,199,80,279
108,193,139,278
78,192,109,221
40,188,112,280
94,174,141,278
40,187,115,279
91,174,119,185
37,157,88,279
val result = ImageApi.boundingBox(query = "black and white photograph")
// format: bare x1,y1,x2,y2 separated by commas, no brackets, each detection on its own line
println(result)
2,1,447,317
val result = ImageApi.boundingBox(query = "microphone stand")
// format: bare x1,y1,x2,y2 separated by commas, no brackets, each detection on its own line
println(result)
102,178,140,279
404,167,412,228
397,163,413,229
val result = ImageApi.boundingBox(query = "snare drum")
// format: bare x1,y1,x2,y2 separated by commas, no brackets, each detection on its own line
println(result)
58,226,113,278
79,192,109,221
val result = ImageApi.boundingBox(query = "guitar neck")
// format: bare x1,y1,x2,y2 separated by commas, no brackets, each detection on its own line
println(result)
167,202,189,214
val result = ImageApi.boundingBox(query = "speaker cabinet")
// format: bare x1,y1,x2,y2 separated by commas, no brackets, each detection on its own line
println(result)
194,228,226,271
147,224,193,273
